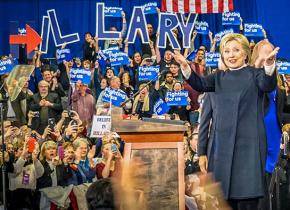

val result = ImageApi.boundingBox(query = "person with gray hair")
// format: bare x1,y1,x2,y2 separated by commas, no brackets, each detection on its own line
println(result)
29,80,62,134
97,76,132,113
72,138,96,184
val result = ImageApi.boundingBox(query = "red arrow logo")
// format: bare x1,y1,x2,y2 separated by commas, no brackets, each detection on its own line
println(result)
9,24,42,54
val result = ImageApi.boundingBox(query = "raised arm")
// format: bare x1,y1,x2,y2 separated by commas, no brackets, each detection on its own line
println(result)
94,36,99,53
34,51,42,68
254,47,279,92
172,50,215,92
155,34,161,64
124,39,129,55
209,31,216,52
208,31,213,48
239,17,243,34
149,40,156,57
121,11,127,38
189,30,197,54
210,37,217,53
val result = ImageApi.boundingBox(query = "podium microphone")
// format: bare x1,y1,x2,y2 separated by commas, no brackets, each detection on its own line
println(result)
120,70,166,108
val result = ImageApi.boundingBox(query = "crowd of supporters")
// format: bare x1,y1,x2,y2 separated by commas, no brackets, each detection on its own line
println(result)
0,10,290,210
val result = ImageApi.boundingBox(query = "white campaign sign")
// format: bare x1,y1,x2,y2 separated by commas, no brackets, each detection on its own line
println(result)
90,115,112,138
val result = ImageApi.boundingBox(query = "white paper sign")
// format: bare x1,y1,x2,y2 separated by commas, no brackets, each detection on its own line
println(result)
90,115,112,138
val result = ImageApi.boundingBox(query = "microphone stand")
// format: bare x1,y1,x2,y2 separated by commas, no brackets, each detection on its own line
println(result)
0,101,7,210
120,71,163,108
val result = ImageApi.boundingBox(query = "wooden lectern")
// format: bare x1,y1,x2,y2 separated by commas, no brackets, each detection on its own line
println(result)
111,108,187,210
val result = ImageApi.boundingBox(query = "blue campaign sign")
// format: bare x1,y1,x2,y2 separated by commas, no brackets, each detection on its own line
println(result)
186,51,196,61
166,91,189,106
99,46,120,60
277,61,290,74
98,46,120,66
103,46,120,54
102,87,127,107
215,28,234,45
109,51,130,66
244,23,264,37
0,58,15,75
138,66,160,81
70,68,92,85
222,12,241,26
154,98,170,115
56,48,72,64
104,7,123,17
205,52,220,67
143,2,158,14
195,21,209,35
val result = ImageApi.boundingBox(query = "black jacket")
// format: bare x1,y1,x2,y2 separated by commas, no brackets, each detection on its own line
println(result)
29,92,62,118
37,161,71,189
29,92,62,133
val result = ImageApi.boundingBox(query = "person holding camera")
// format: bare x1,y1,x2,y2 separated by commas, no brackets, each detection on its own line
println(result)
96,141,122,179
9,138,43,210
55,110,80,134
28,80,62,134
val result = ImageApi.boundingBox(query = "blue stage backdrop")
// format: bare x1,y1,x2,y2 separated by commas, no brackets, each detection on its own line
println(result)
0,0,289,59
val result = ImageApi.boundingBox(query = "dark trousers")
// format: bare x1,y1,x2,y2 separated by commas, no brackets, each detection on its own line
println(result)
9,189,38,210
228,198,259,210
258,173,272,210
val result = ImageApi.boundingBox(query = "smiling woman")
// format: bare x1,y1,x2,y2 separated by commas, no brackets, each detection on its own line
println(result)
173,33,279,210
220,34,251,69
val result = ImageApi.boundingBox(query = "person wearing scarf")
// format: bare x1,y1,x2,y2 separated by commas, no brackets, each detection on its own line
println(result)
132,83,160,119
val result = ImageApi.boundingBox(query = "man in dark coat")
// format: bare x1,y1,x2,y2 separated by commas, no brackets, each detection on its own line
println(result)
29,80,62,134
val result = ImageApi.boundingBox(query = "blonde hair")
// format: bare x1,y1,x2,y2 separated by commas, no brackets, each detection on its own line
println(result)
101,132,120,149
220,33,251,67
39,141,57,161
138,83,149,91
38,80,49,87
110,76,120,84
63,142,74,150
277,75,285,90
250,39,274,66
83,59,91,66
282,124,290,133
